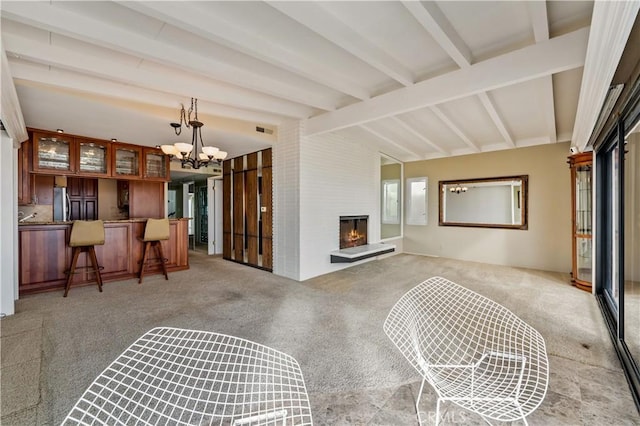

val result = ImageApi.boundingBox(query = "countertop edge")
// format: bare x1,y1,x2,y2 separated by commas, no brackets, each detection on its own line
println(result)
18,218,189,226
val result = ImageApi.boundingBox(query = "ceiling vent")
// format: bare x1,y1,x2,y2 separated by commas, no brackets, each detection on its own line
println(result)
255,126,274,135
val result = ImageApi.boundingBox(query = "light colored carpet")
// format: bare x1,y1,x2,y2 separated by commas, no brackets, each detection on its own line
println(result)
2,252,622,424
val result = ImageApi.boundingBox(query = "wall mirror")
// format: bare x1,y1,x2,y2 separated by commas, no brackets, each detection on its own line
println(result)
381,154,402,239
439,175,528,229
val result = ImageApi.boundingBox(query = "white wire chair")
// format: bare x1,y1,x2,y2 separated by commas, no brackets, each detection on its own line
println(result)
62,327,313,426
384,276,549,426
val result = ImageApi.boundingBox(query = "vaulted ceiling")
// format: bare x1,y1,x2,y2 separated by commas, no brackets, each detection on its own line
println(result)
2,1,596,162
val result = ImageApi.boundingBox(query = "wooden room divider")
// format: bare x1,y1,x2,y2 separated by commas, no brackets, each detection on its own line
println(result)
222,148,272,271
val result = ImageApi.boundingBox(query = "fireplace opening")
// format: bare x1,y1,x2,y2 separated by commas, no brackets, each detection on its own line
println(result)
339,215,368,249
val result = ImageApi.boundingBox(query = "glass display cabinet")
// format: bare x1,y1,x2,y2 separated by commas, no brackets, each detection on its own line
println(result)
143,147,169,180
32,132,75,173
77,139,110,176
112,143,142,178
569,152,593,292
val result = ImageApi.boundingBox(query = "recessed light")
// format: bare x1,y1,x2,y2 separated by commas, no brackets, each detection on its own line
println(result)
56,129,64,133
111,138,117,142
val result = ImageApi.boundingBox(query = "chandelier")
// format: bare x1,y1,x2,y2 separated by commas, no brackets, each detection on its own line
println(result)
449,184,468,194
160,98,227,169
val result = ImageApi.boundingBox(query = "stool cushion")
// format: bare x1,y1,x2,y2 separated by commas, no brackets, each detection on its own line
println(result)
143,218,170,241
69,220,105,247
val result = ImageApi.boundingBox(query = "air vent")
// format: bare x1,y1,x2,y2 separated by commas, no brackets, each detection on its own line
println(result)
256,126,273,135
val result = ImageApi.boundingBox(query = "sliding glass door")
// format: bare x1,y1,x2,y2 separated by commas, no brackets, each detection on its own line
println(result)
600,142,621,316
624,128,640,371
595,91,640,409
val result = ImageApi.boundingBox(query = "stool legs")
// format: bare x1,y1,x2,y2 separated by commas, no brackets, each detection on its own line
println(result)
87,247,104,293
139,241,152,284
139,241,168,284
64,247,81,298
64,246,103,297
155,242,169,281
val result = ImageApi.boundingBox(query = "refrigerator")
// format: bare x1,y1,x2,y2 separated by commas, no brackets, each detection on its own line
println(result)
53,187,70,222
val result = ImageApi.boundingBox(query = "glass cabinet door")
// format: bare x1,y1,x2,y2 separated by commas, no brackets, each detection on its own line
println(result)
77,140,110,176
112,144,142,178
569,152,593,291
33,133,75,173
143,148,169,180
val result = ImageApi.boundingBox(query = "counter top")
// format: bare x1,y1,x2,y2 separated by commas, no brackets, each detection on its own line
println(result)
18,218,189,226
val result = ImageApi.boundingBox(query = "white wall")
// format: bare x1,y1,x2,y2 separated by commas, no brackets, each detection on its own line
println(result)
273,121,395,281
273,120,302,280
1,131,17,316
298,132,382,280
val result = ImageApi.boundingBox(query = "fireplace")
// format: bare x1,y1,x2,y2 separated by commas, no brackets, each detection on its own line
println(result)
339,215,368,249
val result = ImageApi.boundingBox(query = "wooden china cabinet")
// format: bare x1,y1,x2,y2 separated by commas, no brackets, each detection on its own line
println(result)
569,151,593,292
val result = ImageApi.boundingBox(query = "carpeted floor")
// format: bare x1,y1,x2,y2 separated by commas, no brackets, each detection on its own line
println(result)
1,252,638,425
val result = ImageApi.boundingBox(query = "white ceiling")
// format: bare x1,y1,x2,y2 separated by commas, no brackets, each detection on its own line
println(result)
1,1,596,162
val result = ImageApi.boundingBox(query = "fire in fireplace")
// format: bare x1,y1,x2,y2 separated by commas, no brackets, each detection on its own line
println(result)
339,215,368,249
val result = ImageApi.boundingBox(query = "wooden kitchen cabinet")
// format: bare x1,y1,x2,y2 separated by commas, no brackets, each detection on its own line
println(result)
76,138,111,177
112,143,142,179
32,131,76,174
18,140,32,205
18,219,189,295
27,128,170,182
31,131,112,178
143,147,170,181
33,175,54,206
129,180,164,219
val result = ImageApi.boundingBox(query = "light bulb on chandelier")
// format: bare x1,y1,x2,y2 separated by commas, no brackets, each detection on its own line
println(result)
160,98,227,169
449,185,468,194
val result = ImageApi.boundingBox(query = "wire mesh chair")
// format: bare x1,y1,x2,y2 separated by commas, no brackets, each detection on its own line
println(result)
384,276,549,426
62,327,313,426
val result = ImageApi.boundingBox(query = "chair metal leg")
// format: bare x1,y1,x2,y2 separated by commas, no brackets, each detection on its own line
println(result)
64,247,81,297
416,377,426,425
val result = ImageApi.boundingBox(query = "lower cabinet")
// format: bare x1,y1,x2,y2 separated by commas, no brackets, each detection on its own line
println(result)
18,219,189,295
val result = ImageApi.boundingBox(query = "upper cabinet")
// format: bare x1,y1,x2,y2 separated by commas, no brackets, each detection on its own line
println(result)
28,129,169,181
76,139,111,177
32,132,76,174
112,143,142,179
143,147,170,181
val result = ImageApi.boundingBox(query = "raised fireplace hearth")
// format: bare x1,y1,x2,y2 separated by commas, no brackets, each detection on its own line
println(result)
332,215,395,263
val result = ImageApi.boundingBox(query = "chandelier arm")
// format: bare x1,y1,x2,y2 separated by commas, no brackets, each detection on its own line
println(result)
168,97,220,169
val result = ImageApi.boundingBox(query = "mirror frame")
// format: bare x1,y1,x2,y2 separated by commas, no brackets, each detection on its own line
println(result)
438,175,528,230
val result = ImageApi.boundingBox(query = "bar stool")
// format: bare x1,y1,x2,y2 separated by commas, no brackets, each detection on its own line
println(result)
139,218,170,284
64,220,105,297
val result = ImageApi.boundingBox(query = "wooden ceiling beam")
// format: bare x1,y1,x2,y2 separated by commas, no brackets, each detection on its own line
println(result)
1,1,338,111
307,27,588,135
527,1,557,143
117,1,371,101
3,32,311,120
268,1,414,87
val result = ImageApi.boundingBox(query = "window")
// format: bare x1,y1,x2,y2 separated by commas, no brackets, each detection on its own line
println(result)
382,179,400,224
406,177,428,225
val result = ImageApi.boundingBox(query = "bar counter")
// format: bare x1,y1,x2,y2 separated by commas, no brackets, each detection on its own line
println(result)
18,218,189,295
